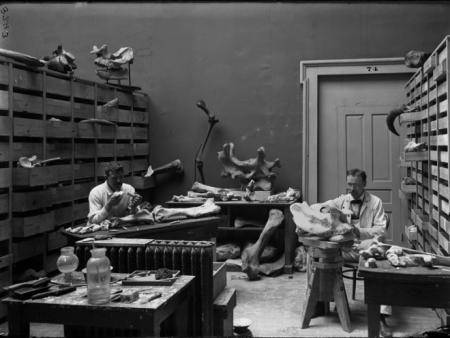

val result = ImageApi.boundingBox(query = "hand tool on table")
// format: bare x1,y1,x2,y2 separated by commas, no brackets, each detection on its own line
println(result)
31,285,77,300
3,277,50,292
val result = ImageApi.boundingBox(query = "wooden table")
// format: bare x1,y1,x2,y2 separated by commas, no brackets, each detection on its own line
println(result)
358,259,450,338
167,200,298,273
62,216,224,245
3,274,195,337
298,236,353,332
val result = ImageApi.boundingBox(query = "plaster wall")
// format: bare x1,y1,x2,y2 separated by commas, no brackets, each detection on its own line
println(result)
2,2,450,203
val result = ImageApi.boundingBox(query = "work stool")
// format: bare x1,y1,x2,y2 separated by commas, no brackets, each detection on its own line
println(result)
298,236,353,333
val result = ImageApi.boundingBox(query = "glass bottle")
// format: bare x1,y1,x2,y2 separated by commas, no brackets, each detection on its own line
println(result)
86,248,111,305
56,246,79,284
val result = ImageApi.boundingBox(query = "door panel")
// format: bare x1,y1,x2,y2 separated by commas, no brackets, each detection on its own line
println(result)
318,74,410,244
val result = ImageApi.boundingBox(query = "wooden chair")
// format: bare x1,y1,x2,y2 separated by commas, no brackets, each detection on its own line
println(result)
342,213,390,300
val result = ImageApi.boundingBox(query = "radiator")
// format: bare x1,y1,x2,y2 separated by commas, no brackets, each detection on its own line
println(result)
74,238,214,337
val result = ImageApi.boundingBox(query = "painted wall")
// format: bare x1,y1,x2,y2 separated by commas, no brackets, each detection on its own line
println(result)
2,2,450,203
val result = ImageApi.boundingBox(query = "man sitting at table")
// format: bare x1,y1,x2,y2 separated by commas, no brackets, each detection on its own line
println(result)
88,162,140,224
311,168,392,337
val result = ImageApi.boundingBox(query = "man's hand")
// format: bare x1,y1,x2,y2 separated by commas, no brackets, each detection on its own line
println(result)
105,191,124,212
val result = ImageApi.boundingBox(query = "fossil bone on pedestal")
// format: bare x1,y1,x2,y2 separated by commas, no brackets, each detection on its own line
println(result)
241,209,284,280
218,143,281,191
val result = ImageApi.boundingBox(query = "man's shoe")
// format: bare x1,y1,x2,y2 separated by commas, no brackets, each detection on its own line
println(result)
379,316,393,338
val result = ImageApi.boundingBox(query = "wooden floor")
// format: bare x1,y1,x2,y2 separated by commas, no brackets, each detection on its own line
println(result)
0,270,442,337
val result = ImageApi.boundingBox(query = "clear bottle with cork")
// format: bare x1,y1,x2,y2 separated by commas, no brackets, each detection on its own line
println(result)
86,248,111,305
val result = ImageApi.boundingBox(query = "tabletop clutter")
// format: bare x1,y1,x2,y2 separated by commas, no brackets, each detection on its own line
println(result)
4,246,181,306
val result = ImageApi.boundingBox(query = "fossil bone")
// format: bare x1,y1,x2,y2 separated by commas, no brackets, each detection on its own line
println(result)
290,202,354,240
241,209,284,280
152,198,221,222
90,45,133,82
18,155,61,168
218,143,281,191
405,50,430,68
386,104,417,136
145,159,184,178
191,181,242,200
42,45,77,74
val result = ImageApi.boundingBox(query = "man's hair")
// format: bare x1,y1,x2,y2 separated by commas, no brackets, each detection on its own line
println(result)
346,168,367,184
104,162,124,177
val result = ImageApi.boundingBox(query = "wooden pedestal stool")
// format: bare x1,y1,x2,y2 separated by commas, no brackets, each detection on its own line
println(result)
298,236,353,333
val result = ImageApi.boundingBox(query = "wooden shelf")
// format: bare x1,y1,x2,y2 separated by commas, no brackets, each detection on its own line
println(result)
0,55,151,278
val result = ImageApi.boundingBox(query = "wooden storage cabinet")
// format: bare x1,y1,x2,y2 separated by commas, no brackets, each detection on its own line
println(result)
402,36,449,256
0,56,150,282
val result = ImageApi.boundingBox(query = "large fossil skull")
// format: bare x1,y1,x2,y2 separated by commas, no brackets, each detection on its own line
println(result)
218,143,281,191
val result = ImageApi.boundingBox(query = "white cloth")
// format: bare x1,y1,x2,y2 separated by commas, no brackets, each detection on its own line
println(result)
88,181,135,224
310,191,386,240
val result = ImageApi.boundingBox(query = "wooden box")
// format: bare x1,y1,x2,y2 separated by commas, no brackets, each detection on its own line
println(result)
13,142,43,162
0,117,11,136
47,229,68,252
46,142,72,160
0,193,8,214
12,211,55,238
54,205,73,226
0,220,11,241
133,143,149,156
46,120,74,138
13,117,44,137
12,234,45,263
13,167,57,187
12,189,54,212
13,92,43,115
404,151,428,161
46,98,71,118
0,142,8,162
123,176,155,190
73,102,95,120
0,168,10,188
213,262,227,300
13,67,43,91
46,75,71,97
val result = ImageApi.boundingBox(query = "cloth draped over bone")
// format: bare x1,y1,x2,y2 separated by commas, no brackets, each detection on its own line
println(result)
66,198,221,234
290,202,355,242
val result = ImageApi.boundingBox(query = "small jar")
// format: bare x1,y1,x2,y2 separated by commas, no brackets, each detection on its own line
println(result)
56,246,79,283
86,248,111,305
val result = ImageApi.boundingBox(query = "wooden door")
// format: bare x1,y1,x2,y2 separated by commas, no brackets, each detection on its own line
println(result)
317,74,410,244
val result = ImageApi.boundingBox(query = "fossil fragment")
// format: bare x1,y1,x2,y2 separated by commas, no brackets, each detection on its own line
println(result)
42,45,77,74
241,209,284,280
152,198,221,222
386,104,417,136
218,143,281,191
290,202,354,240
405,50,430,68
90,44,133,82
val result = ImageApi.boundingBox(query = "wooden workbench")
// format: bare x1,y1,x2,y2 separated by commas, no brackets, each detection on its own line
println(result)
4,274,195,338
61,216,225,245
358,259,450,338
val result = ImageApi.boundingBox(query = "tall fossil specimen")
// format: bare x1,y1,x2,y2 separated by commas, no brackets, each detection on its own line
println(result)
218,142,281,191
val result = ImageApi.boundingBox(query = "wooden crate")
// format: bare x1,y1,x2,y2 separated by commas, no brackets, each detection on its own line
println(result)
0,193,8,214
0,142,8,162
46,120,74,138
0,117,11,136
72,80,94,101
0,168,10,188
46,142,72,160
54,205,73,226
73,101,95,120
0,220,11,241
12,189,54,212
13,142,43,161
13,167,57,187
133,143,149,156
47,229,68,252
12,234,45,263
12,211,55,238
74,142,96,158
12,67,43,91
13,117,44,137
